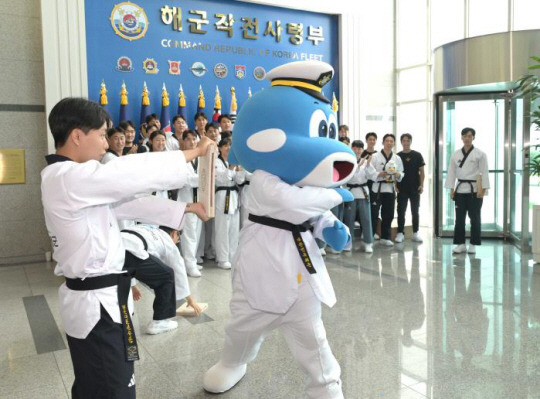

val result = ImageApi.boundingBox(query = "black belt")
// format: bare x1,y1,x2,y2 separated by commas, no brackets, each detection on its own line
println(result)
192,187,198,203
347,183,369,198
248,214,316,275
238,181,250,187
121,229,148,251
216,186,239,214
455,179,476,198
65,273,139,362
373,180,394,205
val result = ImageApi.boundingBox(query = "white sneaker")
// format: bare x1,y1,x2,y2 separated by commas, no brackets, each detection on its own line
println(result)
326,247,341,254
217,261,232,270
452,244,467,254
343,247,352,252
395,233,404,243
146,319,178,335
186,265,201,277
380,239,394,247
411,232,423,243
363,243,373,253
468,244,476,254
320,247,326,256
374,233,380,240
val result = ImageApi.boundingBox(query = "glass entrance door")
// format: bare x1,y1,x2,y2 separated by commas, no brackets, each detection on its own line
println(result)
435,92,530,248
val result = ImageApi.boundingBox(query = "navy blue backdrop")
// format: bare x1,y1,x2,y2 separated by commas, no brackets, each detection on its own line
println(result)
85,0,339,127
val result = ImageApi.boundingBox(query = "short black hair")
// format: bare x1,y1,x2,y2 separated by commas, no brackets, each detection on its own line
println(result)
182,129,197,140
149,130,166,141
351,140,364,149
382,134,395,143
400,133,412,142
365,132,377,141
118,121,135,131
220,131,232,140
205,122,219,133
48,97,111,149
218,137,232,148
339,124,349,131
172,115,186,124
461,127,476,137
145,114,158,125
218,114,231,123
194,112,207,122
107,127,124,138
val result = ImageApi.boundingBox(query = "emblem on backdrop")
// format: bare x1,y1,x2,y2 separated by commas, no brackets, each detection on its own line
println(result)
110,2,148,41
214,63,228,78
235,65,246,79
191,62,207,77
115,56,134,72
168,60,181,75
253,66,266,81
143,58,159,74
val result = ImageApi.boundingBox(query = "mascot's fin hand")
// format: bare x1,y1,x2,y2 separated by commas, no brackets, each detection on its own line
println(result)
333,188,354,203
323,220,350,251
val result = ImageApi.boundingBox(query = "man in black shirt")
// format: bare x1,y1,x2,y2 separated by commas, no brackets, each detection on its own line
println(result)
395,133,425,243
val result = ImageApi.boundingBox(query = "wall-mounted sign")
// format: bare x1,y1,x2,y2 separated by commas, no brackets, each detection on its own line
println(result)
86,0,338,125
0,149,25,185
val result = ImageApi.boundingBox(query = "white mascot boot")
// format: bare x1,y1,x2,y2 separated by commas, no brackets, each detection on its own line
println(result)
203,361,247,393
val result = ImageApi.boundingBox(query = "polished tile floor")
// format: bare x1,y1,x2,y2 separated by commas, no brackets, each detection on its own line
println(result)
1,232,539,399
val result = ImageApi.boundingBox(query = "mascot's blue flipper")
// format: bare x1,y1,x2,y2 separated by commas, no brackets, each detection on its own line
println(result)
333,188,354,203
323,220,350,251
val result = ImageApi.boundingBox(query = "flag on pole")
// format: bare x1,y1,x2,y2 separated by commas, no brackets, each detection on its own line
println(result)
229,86,238,124
99,80,109,113
197,85,205,114
160,83,171,133
119,81,128,123
138,82,151,142
212,85,221,122
332,92,339,113
248,87,252,99
177,84,187,120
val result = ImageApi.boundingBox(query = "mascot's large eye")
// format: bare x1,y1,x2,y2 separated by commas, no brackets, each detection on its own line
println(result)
318,120,328,137
309,109,328,138
328,123,337,139
328,113,338,140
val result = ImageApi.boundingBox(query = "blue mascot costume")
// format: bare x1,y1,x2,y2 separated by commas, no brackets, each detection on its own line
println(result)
203,61,356,399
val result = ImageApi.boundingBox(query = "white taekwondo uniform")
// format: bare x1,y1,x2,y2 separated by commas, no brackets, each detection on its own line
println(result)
214,155,245,264
444,145,490,245
220,170,345,399
178,159,202,273
239,170,252,228
444,146,490,194
121,225,190,301
41,151,188,339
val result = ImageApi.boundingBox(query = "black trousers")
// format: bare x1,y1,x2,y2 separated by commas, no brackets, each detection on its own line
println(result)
371,192,396,240
453,193,483,245
124,251,176,320
397,191,420,233
67,306,136,399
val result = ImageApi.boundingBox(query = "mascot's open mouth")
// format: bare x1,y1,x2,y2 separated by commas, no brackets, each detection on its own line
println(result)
333,161,355,182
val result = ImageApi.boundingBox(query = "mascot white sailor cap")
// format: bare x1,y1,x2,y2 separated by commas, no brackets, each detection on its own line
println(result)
266,60,334,103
